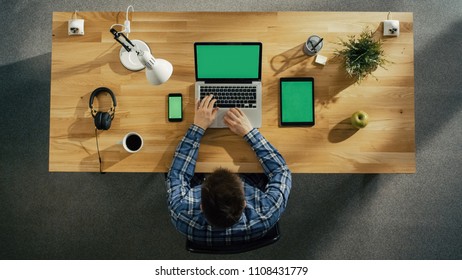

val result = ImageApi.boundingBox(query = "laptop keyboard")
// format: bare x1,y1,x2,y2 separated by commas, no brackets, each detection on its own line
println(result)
200,85,257,108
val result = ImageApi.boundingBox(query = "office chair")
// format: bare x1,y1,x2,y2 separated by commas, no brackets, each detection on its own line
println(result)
186,222,280,254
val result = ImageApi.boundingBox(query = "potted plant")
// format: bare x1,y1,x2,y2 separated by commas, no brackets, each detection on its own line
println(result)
335,29,388,83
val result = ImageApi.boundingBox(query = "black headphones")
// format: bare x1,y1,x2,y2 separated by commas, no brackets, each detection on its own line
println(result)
89,87,117,130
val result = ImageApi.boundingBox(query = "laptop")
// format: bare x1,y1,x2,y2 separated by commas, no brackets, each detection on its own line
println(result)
194,42,263,128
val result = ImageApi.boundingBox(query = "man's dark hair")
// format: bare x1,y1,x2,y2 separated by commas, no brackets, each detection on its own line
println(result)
201,168,245,228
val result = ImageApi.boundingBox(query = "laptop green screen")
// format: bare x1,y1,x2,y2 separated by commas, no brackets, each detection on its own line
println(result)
195,44,261,80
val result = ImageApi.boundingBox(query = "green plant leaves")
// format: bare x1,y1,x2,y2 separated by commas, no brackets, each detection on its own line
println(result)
335,29,388,83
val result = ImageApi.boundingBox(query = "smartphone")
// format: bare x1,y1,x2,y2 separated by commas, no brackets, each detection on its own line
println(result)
168,93,183,122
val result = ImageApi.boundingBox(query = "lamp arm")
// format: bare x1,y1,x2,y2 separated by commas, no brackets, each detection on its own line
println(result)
110,28,135,52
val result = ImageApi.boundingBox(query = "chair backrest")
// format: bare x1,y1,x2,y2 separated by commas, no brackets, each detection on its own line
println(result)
186,222,280,254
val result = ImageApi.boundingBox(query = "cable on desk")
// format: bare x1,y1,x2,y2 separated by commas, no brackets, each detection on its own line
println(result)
95,128,105,174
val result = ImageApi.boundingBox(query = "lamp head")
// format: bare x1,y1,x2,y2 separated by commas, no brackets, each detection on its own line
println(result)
110,28,173,85
138,52,173,85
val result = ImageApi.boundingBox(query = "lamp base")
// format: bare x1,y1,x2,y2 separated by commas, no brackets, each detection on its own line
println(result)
119,40,151,71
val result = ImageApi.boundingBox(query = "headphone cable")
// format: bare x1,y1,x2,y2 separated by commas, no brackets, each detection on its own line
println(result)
95,128,105,174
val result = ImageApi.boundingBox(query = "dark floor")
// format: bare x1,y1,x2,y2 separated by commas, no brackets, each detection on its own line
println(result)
1,0,461,259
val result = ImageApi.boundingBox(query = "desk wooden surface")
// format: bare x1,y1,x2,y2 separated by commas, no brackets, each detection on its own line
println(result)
50,11,415,173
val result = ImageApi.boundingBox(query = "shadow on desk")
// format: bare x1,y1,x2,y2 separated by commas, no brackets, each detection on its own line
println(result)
51,45,128,81
81,143,132,172
328,117,359,143
270,43,309,76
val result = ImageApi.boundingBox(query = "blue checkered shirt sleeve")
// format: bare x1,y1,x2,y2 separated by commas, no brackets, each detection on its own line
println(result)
166,125,204,227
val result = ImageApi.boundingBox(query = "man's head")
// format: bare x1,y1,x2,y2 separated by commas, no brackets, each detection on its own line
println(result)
201,168,245,228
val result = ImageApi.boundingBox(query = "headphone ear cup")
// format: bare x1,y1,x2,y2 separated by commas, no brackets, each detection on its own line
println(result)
95,112,112,130
100,112,112,130
94,112,103,130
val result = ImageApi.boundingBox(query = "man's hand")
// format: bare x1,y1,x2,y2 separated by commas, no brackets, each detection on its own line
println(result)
224,108,254,137
194,95,218,130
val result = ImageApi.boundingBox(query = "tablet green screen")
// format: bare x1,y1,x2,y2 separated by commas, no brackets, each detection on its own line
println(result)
281,80,314,123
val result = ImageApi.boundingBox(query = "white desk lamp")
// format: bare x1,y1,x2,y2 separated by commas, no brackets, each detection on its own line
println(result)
110,28,173,85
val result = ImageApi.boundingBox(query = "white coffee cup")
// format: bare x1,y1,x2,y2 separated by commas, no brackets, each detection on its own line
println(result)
121,132,143,153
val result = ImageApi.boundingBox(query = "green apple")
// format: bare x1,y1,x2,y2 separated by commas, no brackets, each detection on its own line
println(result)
351,110,369,129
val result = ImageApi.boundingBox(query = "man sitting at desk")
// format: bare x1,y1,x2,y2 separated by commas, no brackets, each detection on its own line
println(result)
166,95,292,245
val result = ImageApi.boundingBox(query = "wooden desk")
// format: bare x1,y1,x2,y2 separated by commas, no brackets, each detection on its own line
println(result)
50,12,415,173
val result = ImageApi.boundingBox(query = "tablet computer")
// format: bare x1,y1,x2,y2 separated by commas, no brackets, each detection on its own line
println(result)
279,77,315,126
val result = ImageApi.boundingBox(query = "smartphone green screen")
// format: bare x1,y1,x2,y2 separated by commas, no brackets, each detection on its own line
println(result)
280,79,314,125
168,95,182,120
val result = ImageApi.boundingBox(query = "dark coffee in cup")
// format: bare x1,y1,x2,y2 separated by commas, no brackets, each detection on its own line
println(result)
122,132,143,153
126,134,142,151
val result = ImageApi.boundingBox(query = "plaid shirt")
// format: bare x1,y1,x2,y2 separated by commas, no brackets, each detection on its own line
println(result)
166,124,292,245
